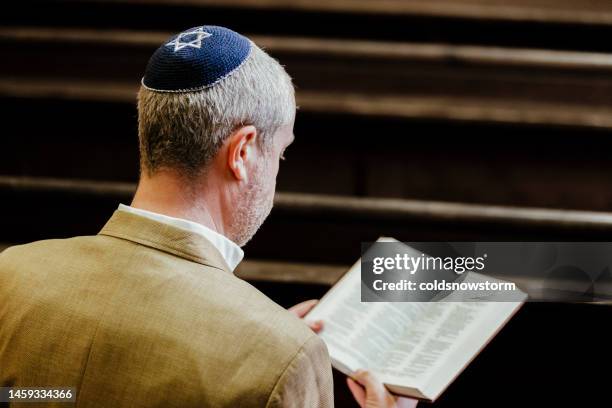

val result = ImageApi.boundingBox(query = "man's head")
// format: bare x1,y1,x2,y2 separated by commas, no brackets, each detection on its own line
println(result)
135,26,295,246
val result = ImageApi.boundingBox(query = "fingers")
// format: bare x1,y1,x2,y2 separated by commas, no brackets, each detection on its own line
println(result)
346,377,366,408
349,370,419,408
287,299,323,333
287,299,319,318
306,320,324,333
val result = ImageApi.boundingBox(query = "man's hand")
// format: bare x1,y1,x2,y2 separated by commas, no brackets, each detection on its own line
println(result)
287,299,323,333
347,370,418,408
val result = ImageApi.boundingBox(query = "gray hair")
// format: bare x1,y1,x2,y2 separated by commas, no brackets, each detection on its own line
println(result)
137,42,295,178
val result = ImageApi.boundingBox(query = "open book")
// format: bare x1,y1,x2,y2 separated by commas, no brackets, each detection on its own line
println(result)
307,240,526,402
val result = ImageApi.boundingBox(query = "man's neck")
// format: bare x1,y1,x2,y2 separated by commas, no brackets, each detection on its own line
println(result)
130,170,227,237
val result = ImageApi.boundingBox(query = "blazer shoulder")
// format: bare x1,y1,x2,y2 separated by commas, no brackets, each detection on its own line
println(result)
0,236,92,269
1,235,101,256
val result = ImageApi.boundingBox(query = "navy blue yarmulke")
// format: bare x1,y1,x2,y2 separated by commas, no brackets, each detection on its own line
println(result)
142,26,252,92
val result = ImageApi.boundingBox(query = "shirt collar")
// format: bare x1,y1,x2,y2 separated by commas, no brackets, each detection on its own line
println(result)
117,204,244,272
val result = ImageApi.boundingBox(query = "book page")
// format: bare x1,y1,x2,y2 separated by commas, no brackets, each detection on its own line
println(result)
308,244,526,400
419,301,523,400
376,273,525,382
307,261,429,375
375,302,492,385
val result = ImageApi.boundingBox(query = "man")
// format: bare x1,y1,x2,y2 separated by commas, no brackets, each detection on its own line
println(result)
0,26,414,407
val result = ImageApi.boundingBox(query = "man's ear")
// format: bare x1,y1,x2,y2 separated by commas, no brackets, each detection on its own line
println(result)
227,125,258,182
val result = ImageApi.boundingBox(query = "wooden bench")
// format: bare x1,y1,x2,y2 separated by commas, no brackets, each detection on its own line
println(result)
4,27,612,129
3,175,612,264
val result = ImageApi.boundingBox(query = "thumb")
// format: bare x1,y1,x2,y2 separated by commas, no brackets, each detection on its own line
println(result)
346,377,366,408
351,370,419,408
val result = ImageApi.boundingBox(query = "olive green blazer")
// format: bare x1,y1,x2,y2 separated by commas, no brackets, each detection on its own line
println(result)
0,210,333,407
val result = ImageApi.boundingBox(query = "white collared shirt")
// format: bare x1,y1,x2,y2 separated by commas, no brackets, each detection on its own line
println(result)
117,204,244,272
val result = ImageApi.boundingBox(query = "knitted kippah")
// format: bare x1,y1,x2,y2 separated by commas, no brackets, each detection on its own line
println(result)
142,25,252,92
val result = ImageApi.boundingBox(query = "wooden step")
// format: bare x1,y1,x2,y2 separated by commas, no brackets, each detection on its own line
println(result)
3,176,612,265
4,27,612,129
8,1,612,54
20,0,612,26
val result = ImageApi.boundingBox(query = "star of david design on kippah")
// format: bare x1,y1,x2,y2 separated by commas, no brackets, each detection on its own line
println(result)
143,25,252,92
165,27,212,52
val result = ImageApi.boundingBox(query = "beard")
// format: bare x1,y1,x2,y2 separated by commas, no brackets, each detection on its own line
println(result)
228,163,275,247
